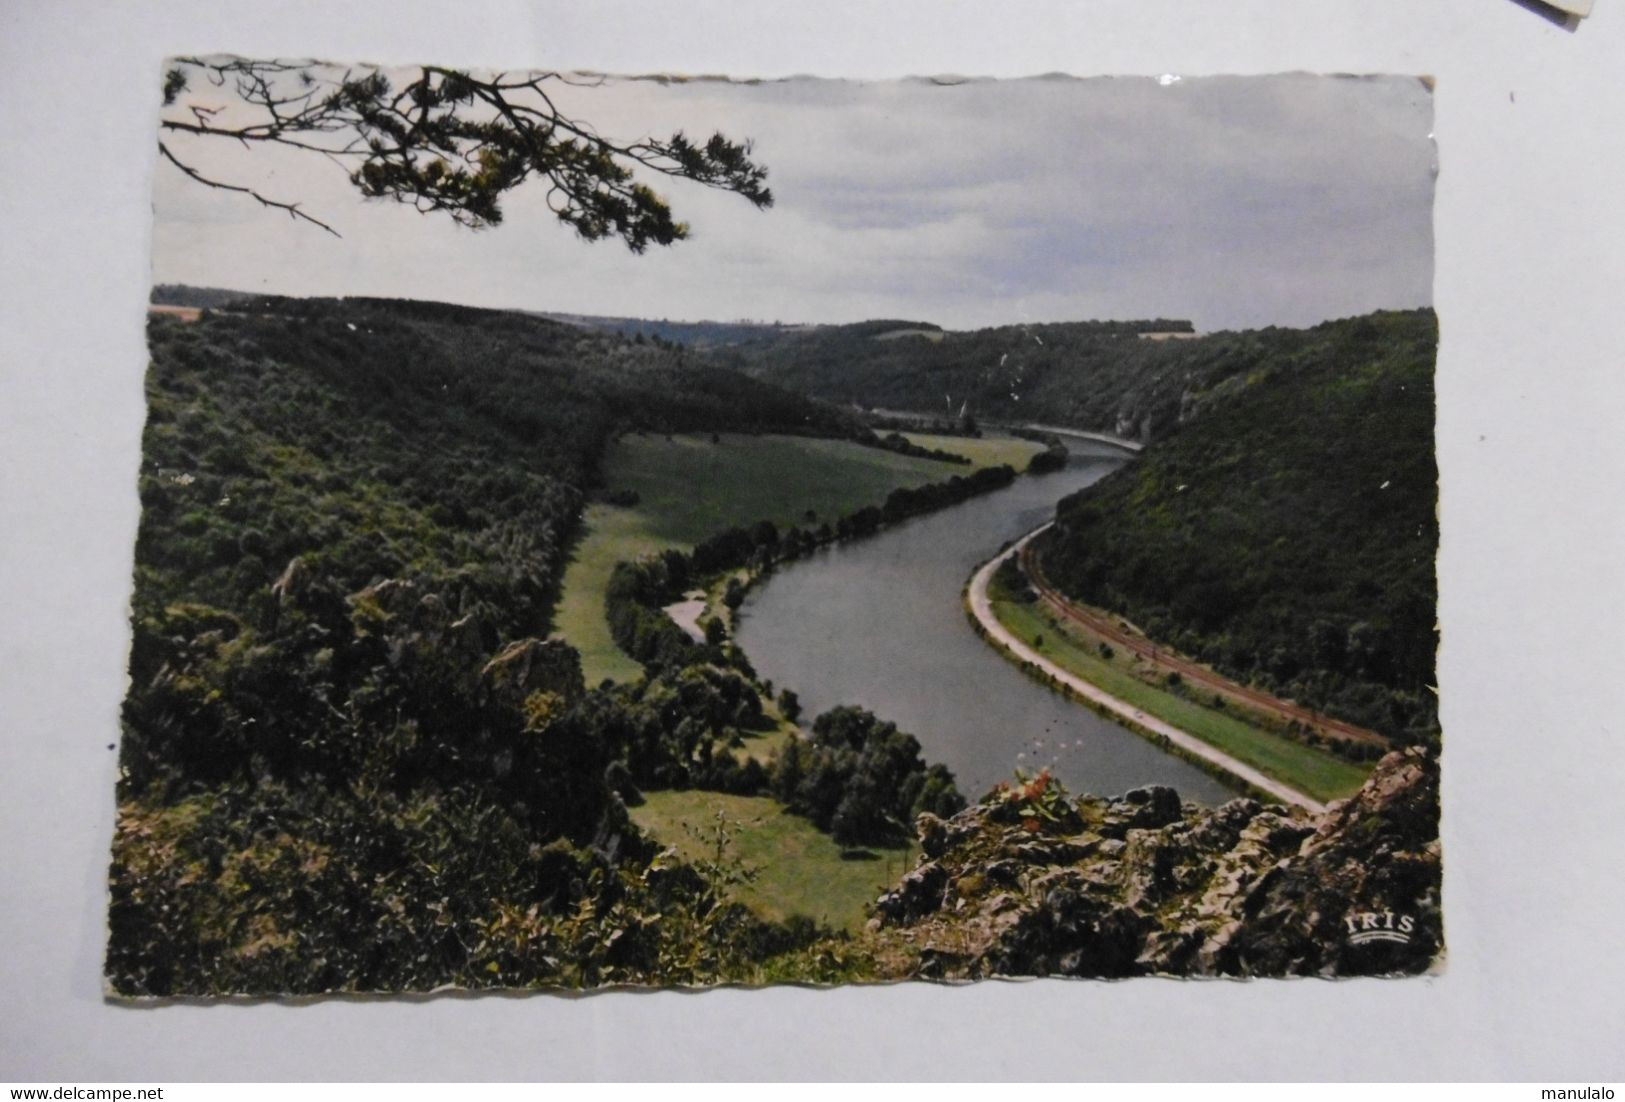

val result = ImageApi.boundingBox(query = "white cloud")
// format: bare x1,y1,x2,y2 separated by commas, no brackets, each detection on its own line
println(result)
152,68,1434,330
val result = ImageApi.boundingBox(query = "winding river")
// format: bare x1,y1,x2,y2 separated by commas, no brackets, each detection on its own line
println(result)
736,439,1236,804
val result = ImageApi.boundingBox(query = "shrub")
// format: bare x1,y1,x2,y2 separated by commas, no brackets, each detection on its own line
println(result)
769,706,964,846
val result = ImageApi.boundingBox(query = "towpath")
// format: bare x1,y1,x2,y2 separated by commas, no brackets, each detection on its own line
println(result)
967,525,1329,813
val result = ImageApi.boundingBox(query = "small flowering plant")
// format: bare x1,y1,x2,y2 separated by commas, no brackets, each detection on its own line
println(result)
993,767,1076,832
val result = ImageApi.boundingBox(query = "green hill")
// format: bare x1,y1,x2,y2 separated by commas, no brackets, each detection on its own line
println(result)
720,316,1210,438
130,295,862,638
1037,309,1439,744
110,296,888,995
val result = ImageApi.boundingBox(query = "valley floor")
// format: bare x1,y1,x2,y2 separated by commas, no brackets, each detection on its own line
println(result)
554,430,1031,683
560,430,1043,930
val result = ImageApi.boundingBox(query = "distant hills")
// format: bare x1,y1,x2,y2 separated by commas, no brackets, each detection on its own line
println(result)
535,308,1212,443
529,311,808,348
708,317,1258,442
149,283,252,309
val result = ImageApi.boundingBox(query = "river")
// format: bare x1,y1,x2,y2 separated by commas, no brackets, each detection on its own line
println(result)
735,439,1236,804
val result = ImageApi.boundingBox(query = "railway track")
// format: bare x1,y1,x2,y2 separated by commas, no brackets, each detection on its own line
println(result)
1018,531,1386,748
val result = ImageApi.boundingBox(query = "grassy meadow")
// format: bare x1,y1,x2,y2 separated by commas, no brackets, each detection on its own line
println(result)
557,431,998,683
629,790,914,932
987,583,1371,804
901,432,1045,470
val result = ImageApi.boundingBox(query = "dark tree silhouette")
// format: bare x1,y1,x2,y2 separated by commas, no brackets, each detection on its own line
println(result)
158,56,773,243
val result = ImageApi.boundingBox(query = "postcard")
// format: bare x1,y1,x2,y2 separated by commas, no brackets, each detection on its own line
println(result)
110,58,1440,995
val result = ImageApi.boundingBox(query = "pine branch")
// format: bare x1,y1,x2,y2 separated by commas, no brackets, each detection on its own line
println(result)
157,141,341,237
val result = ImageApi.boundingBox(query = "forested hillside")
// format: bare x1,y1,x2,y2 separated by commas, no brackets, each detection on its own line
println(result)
132,296,858,638
1037,310,1439,744
716,317,1218,439
109,298,929,994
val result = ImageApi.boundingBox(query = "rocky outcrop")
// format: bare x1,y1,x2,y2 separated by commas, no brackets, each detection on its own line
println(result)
480,636,586,710
870,749,1442,979
270,555,312,606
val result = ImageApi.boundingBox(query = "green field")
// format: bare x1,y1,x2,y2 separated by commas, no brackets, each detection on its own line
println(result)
555,505,668,683
556,432,970,683
629,790,913,932
735,715,797,766
988,589,1371,803
902,431,1045,470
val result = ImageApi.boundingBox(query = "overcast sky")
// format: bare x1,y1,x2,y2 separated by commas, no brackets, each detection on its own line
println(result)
152,68,1435,332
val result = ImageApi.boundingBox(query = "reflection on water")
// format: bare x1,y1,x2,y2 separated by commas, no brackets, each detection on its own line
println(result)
736,441,1235,804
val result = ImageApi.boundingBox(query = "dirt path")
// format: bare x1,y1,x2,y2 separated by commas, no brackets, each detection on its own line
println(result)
1018,532,1386,749
662,590,708,643
967,527,1328,813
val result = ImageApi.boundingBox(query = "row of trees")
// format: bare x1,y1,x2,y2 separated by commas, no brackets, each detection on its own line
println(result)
605,551,741,675
603,462,1021,681
871,431,973,466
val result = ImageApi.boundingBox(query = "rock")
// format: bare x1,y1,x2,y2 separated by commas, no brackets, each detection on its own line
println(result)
345,578,423,642
981,858,1023,887
446,613,488,665
1008,836,1099,865
355,578,417,615
270,556,311,606
1240,811,1314,855
480,637,586,710
415,592,450,632
865,748,1442,981
917,811,977,859
874,862,950,925
1216,796,1262,827
1210,749,1442,976
1186,797,1262,850
984,892,1022,915
1139,928,1202,974
1097,785,1184,837
1123,784,1181,813
995,889,1150,979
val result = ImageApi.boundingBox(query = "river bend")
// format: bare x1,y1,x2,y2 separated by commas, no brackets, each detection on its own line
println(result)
736,441,1235,803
